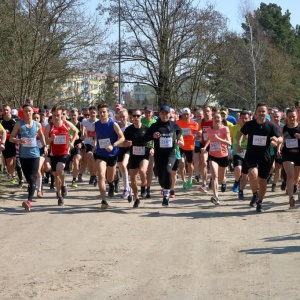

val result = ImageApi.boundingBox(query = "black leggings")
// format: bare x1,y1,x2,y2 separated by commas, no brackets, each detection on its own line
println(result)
20,157,39,201
155,155,176,189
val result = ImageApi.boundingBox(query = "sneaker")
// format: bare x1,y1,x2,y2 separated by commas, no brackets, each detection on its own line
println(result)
280,181,286,191
210,196,220,205
141,185,146,198
146,187,151,198
267,174,274,184
289,196,296,208
108,183,114,197
232,181,239,193
58,197,64,206
170,190,175,198
162,196,169,207
78,174,83,182
89,176,94,185
18,180,24,189
127,195,133,203
101,199,109,210
250,193,258,207
256,200,263,212
221,182,226,193
183,181,187,189
114,179,120,193
50,184,56,190
93,177,98,187
271,183,276,192
133,199,140,208
187,179,193,189
121,189,130,198
192,176,199,184
37,191,43,198
61,185,67,197
10,177,18,184
71,180,78,188
198,185,208,194
238,190,244,200
22,200,31,211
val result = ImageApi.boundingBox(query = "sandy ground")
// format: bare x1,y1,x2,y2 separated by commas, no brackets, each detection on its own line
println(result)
0,172,300,300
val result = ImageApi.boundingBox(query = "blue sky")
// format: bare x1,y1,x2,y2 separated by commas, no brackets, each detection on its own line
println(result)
88,0,299,33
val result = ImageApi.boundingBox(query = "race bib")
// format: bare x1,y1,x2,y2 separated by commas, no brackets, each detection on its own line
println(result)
253,135,267,146
210,142,221,151
203,133,208,141
23,137,37,147
98,138,111,149
54,135,67,145
159,137,173,148
85,137,94,145
286,138,298,149
132,146,145,155
37,140,43,149
182,128,191,136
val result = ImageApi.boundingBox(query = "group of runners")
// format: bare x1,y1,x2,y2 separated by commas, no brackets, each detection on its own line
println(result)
0,99,300,212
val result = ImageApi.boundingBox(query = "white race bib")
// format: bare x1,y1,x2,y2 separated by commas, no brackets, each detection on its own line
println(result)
182,128,191,136
159,137,173,148
286,138,298,149
37,140,43,149
253,135,267,146
203,133,208,141
98,138,111,149
54,135,67,145
132,146,145,155
210,142,221,151
23,137,37,147
85,137,94,145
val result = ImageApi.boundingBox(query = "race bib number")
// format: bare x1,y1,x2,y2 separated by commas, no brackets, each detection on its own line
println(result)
253,135,267,146
85,137,94,145
182,128,191,136
37,140,43,149
286,138,298,149
132,146,145,155
54,135,67,145
159,137,173,148
210,142,221,151
23,138,37,147
98,138,111,149
203,133,208,141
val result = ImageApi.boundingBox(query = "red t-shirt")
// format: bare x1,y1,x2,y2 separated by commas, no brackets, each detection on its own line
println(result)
49,121,69,156
200,118,213,146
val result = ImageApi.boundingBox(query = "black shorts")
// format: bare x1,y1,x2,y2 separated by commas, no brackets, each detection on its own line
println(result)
128,154,150,169
2,141,16,159
94,154,118,167
233,155,244,167
50,155,70,172
244,157,272,179
85,144,94,153
172,158,180,171
117,147,130,163
70,147,81,160
282,151,300,166
208,155,228,168
194,146,201,154
179,149,194,163
39,147,45,157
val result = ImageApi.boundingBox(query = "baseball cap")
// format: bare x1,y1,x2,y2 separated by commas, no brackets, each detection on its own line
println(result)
38,108,46,114
159,105,170,113
44,104,51,110
11,109,18,115
115,104,123,110
181,108,191,114
220,110,228,115
144,106,153,111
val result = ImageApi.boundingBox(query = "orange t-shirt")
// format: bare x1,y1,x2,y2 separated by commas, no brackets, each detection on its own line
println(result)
177,119,199,150
207,126,229,158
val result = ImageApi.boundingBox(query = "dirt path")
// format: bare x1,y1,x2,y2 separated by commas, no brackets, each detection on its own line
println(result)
0,173,300,299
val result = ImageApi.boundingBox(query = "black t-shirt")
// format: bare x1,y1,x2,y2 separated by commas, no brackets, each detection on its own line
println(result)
124,124,149,157
143,119,182,157
240,119,281,160
282,124,300,153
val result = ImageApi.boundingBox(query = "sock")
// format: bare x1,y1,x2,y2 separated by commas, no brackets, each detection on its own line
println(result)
36,177,42,191
121,171,129,190
163,189,170,197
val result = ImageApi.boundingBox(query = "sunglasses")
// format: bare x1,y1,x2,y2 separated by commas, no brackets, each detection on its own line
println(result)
132,114,141,118
84,114,90,117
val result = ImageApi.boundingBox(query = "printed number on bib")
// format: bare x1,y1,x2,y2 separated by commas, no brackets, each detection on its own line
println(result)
253,135,267,146
23,137,37,147
182,128,191,136
54,135,67,145
159,137,173,148
98,138,111,149
210,142,221,151
286,138,298,149
132,146,145,155
37,140,43,148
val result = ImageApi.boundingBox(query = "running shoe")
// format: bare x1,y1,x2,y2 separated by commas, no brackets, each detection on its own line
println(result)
93,177,98,187
210,196,220,205
198,185,208,194
238,190,244,200
78,174,83,183
170,190,175,198
256,200,263,212
18,180,24,189
58,197,64,206
162,196,169,207
187,179,193,189
146,187,151,199
141,185,146,198
271,183,276,192
192,176,199,184
10,177,18,184
183,181,187,189
121,189,130,198
280,181,286,191
127,195,133,203
108,183,114,197
61,185,68,197
37,191,43,198
221,182,227,193
250,193,258,207
133,199,140,208
101,199,109,210
22,200,31,211
89,176,94,185
114,179,120,193
267,174,274,184
289,196,296,208
232,181,239,193
71,180,78,188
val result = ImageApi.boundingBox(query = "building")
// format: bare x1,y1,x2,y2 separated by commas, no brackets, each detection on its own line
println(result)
133,84,157,109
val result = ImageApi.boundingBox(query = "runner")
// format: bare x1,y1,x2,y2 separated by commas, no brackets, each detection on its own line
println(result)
44,105,78,206
237,102,282,212
94,103,125,209
201,113,231,205
9,104,47,211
